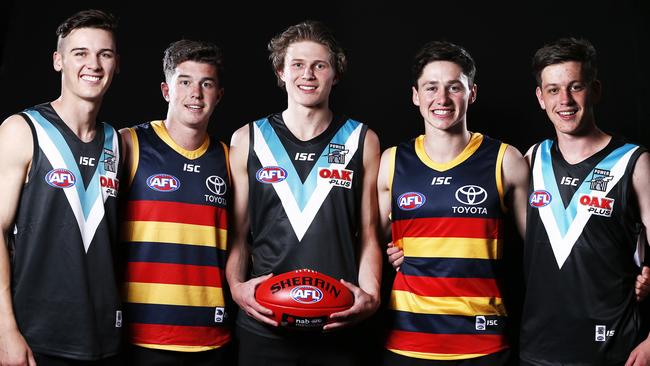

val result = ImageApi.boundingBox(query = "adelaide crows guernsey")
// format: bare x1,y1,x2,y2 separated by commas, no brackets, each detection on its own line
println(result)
521,138,646,365
10,103,121,360
385,133,509,360
240,113,367,337
122,121,230,351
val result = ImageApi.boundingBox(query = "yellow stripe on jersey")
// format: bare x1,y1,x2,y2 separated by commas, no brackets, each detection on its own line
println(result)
397,237,502,259
126,282,225,307
390,290,507,316
496,143,508,212
415,133,483,172
388,349,487,361
135,343,220,352
151,120,210,160
123,221,228,250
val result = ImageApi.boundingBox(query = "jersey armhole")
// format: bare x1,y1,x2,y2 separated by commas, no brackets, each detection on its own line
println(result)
496,143,508,213
126,127,139,188
18,112,39,185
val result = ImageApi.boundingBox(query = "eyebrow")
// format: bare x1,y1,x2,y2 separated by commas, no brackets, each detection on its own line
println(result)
69,47,115,54
177,75,217,82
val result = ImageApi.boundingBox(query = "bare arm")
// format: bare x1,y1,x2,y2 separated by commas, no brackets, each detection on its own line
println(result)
378,147,404,271
224,125,276,326
502,145,530,238
626,152,650,365
326,129,382,330
0,115,36,366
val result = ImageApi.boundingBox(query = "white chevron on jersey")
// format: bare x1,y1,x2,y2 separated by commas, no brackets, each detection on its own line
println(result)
26,111,119,252
253,121,362,241
532,141,639,268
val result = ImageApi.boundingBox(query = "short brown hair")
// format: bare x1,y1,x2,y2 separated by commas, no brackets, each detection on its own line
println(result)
56,9,118,48
268,20,347,87
532,37,597,86
162,40,224,84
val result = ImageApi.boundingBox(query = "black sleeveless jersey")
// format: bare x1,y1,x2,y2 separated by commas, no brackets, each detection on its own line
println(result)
240,113,367,337
9,103,122,360
521,138,646,365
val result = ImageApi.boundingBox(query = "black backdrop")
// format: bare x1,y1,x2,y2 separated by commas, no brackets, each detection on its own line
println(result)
1,1,649,363
1,1,648,151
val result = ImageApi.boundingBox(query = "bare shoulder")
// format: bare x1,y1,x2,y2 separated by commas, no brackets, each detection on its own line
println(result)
633,151,650,184
0,114,33,164
502,144,530,188
230,124,250,149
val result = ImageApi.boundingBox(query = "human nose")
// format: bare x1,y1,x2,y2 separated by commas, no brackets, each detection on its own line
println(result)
301,66,315,79
559,88,573,105
435,89,450,105
190,83,203,99
86,55,102,71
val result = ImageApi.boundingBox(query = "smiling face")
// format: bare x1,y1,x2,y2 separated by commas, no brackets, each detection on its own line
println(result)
412,60,476,132
278,41,337,109
161,60,223,129
536,61,600,136
54,27,118,103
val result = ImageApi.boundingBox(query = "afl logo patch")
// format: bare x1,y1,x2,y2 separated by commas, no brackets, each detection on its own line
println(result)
398,192,426,211
45,168,76,188
529,190,552,207
147,174,180,192
290,286,323,304
256,166,287,183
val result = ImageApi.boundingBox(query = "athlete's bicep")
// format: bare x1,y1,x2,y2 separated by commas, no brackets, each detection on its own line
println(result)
378,147,395,240
0,115,32,234
633,152,650,244
502,145,530,238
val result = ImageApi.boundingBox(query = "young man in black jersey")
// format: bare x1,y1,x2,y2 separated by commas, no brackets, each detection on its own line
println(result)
520,37,650,366
226,20,382,365
0,9,122,366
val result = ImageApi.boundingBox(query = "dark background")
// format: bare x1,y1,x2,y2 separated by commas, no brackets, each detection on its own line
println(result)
1,1,648,152
1,1,648,363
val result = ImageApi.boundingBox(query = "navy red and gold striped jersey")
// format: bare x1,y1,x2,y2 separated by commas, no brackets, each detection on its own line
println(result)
385,133,509,360
521,138,646,364
122,121,230,351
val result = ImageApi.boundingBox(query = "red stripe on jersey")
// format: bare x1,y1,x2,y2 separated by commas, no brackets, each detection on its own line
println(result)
129,323,230,347
393,217,502,240
393,272,501,298
126,262,223,287
386,330,507,356
125,200,227,228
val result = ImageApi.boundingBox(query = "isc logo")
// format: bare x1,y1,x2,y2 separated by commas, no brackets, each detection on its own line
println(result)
398,192,426,211
290,286,323,304
45,168,76,188
146,174,180,192
529,190,552,207
256,166,287,184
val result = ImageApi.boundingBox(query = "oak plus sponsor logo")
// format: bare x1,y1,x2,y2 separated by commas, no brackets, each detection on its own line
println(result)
205,175,227,205
318,167,353,189
453,185,488,215
100,176,119,197
398,192,426,211
529,190,552,208
45,168,76,188
146,174,180,192
580,194,614,217
256,166,287,184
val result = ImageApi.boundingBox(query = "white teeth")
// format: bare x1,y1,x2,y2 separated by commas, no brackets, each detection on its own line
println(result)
433,110,452,115
299,86,316,90
187,105,202,109
559,111,576,116
81,75,100,82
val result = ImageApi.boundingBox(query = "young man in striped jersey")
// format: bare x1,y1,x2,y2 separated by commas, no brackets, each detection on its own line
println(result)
377,40,530,365
120,40,231,365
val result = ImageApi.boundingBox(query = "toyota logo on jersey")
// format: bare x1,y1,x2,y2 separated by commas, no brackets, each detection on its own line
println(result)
455,185,488,205
147,174,181,192
45,168,76,188
256,166,287,183
398,192,426,211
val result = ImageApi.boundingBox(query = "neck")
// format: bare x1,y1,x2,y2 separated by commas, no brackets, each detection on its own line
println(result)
163,118,208,151
556,126,610,164
422,121,471,164
50,95,101,142
282,103,332,141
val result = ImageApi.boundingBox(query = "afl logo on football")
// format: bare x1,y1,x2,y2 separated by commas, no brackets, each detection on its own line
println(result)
290,286,323,304
147,174,180,192
529,190,552,207
45,168,76,188
256,166,287,184
398,192,426,211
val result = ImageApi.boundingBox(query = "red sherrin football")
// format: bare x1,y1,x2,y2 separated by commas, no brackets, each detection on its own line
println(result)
255,269,354,329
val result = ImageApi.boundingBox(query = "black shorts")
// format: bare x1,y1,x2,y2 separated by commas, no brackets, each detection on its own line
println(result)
236,326,364,366
125,344,230,366
382,348,511,366
33,353,122,366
